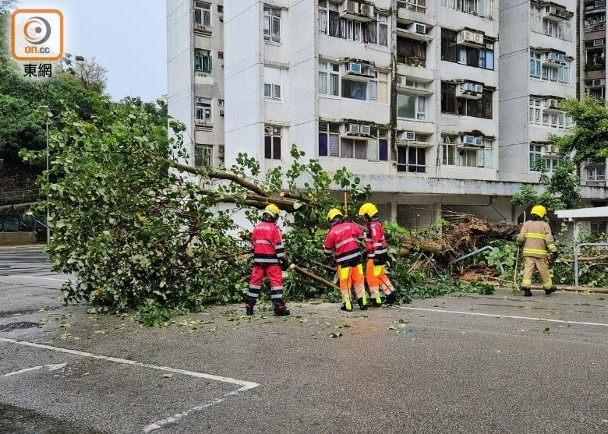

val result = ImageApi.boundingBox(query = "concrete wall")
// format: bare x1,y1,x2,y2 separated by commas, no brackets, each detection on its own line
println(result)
0,232,36,246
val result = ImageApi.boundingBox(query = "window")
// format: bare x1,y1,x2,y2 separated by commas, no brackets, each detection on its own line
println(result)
442,136,493,168
585,163,606,181
264,83,281,100
397,93,426,120
530,4,572,41
532,52,571,84
441,82,493,119
529,143,543,169
530,52,541,78
264,6,281,43
591,222,607,235
194,1,211,26
318,61,340,96
442,0,494,17
397,146,426,173
265,126,281,159
441,29,494,70
194,49,212,72
264,66,283,101
529,98,542,124
318,122,388,161
318,1,389,46
194,144,212,167
195,99,212,121
397,37,426,66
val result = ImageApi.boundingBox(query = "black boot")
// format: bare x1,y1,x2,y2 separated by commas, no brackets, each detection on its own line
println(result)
545,286,557,295
274,303,290,316
522,287,532,297
244,296,256,315
340,300,353,312
358,296,368,310
384,291,397,304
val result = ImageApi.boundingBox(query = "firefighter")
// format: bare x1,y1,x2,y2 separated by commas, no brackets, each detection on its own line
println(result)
358,203,397,306
517,204,558,296
323,208,368,311
244,204,290,316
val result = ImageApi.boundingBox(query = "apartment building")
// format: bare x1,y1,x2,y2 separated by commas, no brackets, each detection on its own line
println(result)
167,0,608,228
580,0,606,189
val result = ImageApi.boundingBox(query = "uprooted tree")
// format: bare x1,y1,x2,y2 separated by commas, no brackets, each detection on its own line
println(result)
22,98,525,324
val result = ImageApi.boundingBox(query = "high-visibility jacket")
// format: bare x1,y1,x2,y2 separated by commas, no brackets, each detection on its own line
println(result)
324,221,364,265
251,221,285,265
364,218,388,260
517,219,557,258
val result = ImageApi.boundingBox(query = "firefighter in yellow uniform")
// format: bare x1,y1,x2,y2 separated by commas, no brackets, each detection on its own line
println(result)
517,205,558,296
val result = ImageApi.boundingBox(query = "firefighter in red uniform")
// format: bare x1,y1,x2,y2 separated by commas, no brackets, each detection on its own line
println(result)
244,204,290,316
358,203,398,306
324,208,368,311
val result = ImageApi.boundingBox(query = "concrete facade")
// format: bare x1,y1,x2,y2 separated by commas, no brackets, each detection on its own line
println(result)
167,0,608,227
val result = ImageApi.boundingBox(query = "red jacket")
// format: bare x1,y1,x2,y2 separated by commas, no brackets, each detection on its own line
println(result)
324,221,363,265
252,221,285,265
364,218,388,259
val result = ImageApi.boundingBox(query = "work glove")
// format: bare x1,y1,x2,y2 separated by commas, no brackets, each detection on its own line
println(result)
280,258,289,271
547,251,558,266
373,252,388,266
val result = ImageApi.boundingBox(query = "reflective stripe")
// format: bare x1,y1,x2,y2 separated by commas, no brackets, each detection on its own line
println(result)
524,233,546,240
323,248,333,255
270,293,283,299
336,251,360,263
521,279,531,285
375,247,388,255
254,258,280,263
547,243,556,251
523,248,548,255
255,240,273,245
336,237,357,249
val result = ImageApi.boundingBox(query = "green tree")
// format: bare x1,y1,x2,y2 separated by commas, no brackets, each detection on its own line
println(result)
549,96,608,166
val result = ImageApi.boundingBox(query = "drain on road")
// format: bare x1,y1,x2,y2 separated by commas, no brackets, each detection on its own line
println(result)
0,322,41,332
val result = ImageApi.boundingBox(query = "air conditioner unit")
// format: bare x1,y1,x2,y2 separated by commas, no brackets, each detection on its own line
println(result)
473,84,484,93
544,5,557,15
413,22,426,34
457,30,483,46
360,125,371,135
360,4,374,17
400,131,416,141
593,38,605,47
397,75,408,87
343,0,358,14
546,52,558,62
545,145,556,154
592,79,606,86
347,123,360,134
346,62,362,74
474,137,483,146
461,82,475,92
557,53,566,62
546,99,559,109
462,135,475,145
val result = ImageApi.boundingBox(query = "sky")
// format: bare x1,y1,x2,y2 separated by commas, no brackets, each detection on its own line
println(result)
11,0,167,102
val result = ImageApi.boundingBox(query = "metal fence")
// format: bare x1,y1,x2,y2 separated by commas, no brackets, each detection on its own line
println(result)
0,215,47,232
0,189,41,206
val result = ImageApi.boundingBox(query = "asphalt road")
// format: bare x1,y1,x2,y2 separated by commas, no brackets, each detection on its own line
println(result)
1,246,607,433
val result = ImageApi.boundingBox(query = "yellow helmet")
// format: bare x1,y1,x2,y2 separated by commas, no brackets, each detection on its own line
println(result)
264,204,280,218
530,205,546,218
327,208,343,221
358,203,378,219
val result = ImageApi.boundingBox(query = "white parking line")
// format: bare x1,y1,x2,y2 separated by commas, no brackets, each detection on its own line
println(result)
400,306,608,327
3,363,67,377
0,275,69,282
0,337,260,432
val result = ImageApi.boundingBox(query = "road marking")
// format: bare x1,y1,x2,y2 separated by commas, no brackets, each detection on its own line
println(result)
2,363,67,377
400,307,608,328
143,387,251,433
0,275,69,282
0,338,260,432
